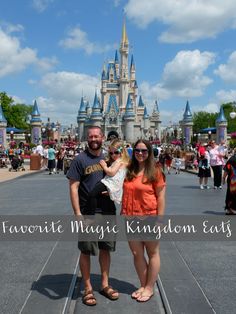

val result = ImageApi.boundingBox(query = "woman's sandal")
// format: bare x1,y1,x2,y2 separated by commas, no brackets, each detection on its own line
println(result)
82,289,97,306
99,285,119,300
136,292,154,303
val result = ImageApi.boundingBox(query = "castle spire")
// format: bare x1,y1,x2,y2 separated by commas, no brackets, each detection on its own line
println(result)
216,105,227,123
183,100,193,122
0,104,7,123
121,17,129,45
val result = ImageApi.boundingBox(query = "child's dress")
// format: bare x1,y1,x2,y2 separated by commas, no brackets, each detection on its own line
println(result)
101,160,127,204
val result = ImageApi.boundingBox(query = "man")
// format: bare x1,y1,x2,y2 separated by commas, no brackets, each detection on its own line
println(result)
35,143,44,168
67,126,118,306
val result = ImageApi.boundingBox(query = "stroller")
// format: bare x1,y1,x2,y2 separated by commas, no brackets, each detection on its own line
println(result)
0,153,8,168
9,154,25,172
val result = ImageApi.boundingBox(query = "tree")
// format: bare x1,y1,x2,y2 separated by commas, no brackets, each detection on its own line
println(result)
0,92,33,130
193,111,218,133
222,103,236,134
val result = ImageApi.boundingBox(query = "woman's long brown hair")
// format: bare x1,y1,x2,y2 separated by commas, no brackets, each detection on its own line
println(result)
126,139,162,183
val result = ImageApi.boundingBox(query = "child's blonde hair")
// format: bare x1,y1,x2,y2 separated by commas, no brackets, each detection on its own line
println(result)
107,139,130,165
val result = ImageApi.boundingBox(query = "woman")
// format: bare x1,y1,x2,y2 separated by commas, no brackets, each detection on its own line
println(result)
198,144,211,189
121,139,166,302
223,147,236,215
209,140,224,189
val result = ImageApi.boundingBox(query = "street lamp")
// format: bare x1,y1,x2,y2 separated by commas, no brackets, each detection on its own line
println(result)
28,133,31,143
10,130,14,141
208,130,212,140
230,112,236,119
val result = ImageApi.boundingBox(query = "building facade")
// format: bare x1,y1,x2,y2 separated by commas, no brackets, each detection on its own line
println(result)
77,21,161,143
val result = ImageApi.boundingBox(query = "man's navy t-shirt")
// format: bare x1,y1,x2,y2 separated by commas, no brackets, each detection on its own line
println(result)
67,149,115,214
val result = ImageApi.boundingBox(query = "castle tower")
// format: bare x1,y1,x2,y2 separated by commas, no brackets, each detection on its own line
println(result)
143,106,150,139
30,100,42,144
114,50,119,78
150,100,161,141
180,100,193,145
90,91,103,127
119,19,129,113
215,105,228,144
77,96,87,141
124,94,135,142
0,104,7,148
130,55,136,86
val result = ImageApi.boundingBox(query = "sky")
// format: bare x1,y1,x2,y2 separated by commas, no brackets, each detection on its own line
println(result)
1,0,236,127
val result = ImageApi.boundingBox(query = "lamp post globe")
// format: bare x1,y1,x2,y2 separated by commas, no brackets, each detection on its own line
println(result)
230,112,236,119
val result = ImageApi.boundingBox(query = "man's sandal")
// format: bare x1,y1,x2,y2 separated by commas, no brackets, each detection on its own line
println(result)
99,285,119,300
82,290,97,306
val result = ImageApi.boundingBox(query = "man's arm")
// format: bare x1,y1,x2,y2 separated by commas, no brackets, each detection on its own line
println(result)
69,179,81,216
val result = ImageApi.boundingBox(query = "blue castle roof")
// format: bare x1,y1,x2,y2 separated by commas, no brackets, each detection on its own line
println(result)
31,100,41,123
32,100,40,116
138,95,144,107
106,95,119,114
115,50,119,64
154,100,159,112
144,106,149,119
216,106,227,123
124,94,135,118
183,100,193,122
0,104,7,123
130,54,135,69
77,96,87,120
91,91,102,118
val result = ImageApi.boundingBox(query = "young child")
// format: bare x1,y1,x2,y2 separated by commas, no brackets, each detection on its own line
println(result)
174,152,182,174
88,139,129,212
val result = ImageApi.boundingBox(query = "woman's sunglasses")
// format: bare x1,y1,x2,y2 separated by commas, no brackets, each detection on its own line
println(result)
109,151,121,155
134,148,148,154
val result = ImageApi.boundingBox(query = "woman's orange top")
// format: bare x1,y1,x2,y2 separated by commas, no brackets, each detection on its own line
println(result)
121,170,166,216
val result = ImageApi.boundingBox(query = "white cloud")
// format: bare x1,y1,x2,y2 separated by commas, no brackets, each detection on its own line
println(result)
140,50,215,102
59,26,116,55
11,95,26,104
125,0,236,43
214,51,236,83
192,102,219,113
216,89,236,103
37,71,100,124
113,0,121,7
0,27,57,78
32,0,54,13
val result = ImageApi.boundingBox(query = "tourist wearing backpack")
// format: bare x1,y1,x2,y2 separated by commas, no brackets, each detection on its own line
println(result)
223,147,236,215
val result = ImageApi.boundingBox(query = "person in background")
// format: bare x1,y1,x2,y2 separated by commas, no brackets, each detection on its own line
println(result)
35,143,44,168
174,151,182,174
164,149,172,174
209,140,224,189
56,147,65,173
48,144,56,175
198,143,211,189
223,147,236,215
121,139,166,302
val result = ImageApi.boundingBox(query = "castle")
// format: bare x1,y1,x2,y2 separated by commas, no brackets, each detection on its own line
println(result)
77,21,161,143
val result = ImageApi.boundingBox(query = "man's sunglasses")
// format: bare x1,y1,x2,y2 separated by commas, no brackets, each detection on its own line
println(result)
109,151,121,155
134,148,148,154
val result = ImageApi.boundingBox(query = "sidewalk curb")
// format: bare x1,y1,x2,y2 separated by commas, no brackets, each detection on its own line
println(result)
0,169,45,185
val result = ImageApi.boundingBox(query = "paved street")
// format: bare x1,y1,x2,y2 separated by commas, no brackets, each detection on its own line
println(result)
0,170,235,313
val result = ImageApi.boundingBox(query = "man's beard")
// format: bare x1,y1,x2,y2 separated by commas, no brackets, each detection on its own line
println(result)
88,141,102,151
